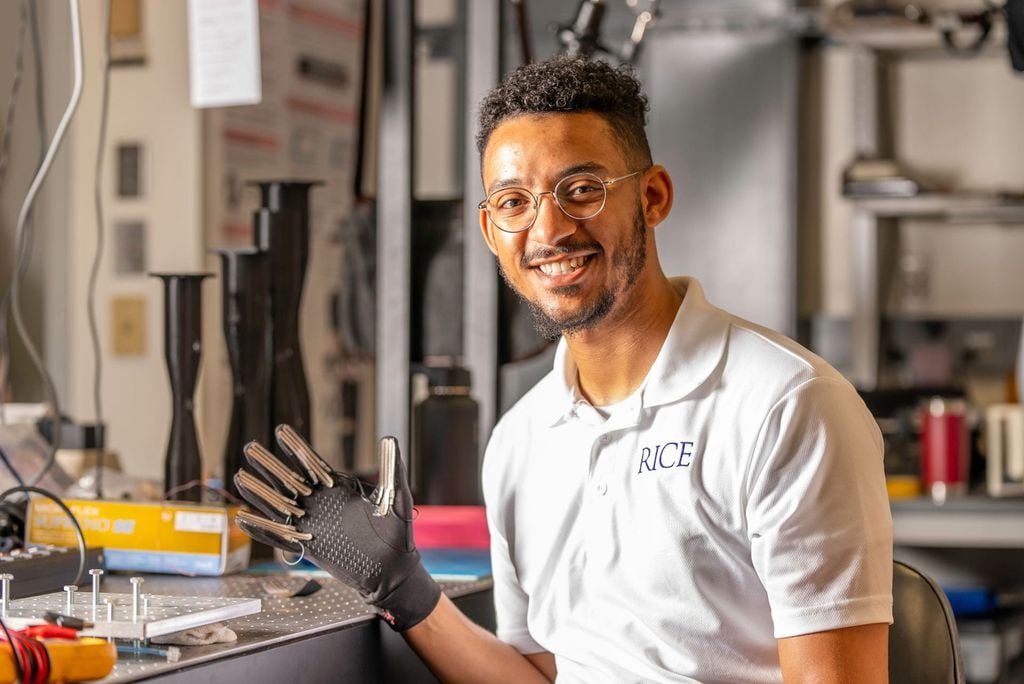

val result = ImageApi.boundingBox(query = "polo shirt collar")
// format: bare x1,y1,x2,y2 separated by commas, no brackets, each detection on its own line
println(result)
539,277,731,427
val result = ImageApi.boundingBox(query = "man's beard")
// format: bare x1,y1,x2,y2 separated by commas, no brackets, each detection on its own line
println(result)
498,204,648,342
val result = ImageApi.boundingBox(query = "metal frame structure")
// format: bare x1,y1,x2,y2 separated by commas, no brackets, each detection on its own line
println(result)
376,0,415,452
846,44,1024,388
462,2,502,459
377,0,501,458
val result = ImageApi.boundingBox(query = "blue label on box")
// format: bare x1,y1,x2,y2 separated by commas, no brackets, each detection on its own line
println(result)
104,549,223,575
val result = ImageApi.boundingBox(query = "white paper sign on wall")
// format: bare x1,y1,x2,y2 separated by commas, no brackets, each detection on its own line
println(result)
187,0,262,108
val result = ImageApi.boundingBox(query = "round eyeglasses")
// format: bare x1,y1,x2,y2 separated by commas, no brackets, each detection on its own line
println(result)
478,170,644,234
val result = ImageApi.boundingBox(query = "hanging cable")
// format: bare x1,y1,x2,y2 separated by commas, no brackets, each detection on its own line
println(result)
0,445,26,488
0,1,28,193
939,7,997,55
21,0,48,297
1,0,49,430
509,0,534,64
89,0,113,499
27,0,47,141
0,1,30,427
0,616,26,684
0,485,87,586
0,616,53,683
2,0,85,486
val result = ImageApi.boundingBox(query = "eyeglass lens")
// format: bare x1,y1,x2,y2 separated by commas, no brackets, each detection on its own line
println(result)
486,173,608,233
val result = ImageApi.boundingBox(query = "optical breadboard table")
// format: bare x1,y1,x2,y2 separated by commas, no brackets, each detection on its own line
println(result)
89,574,494,683
2,593,262,640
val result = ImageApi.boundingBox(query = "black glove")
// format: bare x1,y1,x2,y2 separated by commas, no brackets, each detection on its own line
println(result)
233,425,441,631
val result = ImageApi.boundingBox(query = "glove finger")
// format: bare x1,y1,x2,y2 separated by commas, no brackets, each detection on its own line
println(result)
392,442,416,521
275,424,336,487
375,437,414,521
244,440,313,497
235,515,303,555
366,439,415,552
234,470,304,522
236,509,312,542
370,437,398,517
243,452,301,499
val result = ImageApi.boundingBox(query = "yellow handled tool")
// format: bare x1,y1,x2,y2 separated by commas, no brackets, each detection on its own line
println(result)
0,637,116,683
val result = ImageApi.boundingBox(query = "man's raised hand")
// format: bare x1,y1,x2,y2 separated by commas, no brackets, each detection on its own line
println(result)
233,425,441,630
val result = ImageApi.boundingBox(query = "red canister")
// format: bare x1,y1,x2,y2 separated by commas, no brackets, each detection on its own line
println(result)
920,397,969,504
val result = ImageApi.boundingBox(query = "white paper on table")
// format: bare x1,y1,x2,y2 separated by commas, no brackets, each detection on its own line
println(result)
187,0,262,108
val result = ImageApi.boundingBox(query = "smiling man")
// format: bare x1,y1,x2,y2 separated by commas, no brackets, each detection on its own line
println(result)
233,56,893,683
456,55,893,683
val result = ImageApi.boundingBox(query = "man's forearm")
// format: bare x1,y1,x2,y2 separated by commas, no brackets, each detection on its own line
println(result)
403,594,552,684
778,623,889,683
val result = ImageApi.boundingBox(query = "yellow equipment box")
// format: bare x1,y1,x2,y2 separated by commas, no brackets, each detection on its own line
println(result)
26,499,250,576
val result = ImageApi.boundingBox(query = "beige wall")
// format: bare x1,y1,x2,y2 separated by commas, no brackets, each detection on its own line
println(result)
63,0,203,479
2,1,213,481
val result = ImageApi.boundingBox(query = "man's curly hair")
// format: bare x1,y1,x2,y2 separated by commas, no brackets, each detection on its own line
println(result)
476,56,652,168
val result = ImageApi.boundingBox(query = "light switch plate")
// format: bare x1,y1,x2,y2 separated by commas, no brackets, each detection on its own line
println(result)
116,143,144,198
114,221,146,275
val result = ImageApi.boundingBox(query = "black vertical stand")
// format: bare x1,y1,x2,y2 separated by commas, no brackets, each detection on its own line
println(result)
251,181,320,455
152,272,212,503
215,249,271,498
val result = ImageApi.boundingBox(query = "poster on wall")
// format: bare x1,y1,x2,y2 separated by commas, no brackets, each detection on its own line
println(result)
201,0,374,473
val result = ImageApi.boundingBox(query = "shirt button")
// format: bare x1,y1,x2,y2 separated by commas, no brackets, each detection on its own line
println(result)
599,435,609,444
596,482,608,495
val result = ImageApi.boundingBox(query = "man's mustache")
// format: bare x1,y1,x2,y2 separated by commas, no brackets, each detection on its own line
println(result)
520,240,602,269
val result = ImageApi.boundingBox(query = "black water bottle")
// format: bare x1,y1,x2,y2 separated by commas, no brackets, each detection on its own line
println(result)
413,363,481,505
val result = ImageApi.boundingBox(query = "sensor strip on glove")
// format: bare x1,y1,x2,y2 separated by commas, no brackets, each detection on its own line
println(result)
244,442,313,497
236,509,313,543
276,425,335,487
236,470,305,518
373,438,397,518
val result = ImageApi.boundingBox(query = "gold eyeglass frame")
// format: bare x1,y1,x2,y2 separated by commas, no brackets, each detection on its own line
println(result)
478,169,644,234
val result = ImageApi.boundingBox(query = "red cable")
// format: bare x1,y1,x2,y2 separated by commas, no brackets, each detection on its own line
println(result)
6,633,29,683
1,628,54,683
24,635,49,683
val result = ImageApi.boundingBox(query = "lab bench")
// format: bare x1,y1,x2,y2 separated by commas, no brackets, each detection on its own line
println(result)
95,574,494,683
892,497,1024,683
892,496,1024,594
892,496,1024,548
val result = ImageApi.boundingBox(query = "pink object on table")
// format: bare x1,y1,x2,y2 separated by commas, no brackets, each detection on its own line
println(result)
412,505,490,549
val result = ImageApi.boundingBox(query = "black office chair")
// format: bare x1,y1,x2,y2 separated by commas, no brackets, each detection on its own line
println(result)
889,559,965,684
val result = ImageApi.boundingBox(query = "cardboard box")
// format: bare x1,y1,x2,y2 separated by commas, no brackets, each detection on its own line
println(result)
26,499,250,576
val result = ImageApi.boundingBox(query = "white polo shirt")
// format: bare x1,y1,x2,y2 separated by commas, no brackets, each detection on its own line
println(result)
482,277,893,684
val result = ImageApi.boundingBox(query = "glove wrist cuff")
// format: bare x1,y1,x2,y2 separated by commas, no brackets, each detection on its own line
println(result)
373,561,441,632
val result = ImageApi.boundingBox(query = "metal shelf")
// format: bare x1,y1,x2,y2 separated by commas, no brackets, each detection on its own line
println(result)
828,23,1008,57
848,193,1024,222
635,7,1006,59
892,496,1024,548
838,13,1020,389
850,193,1024,388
